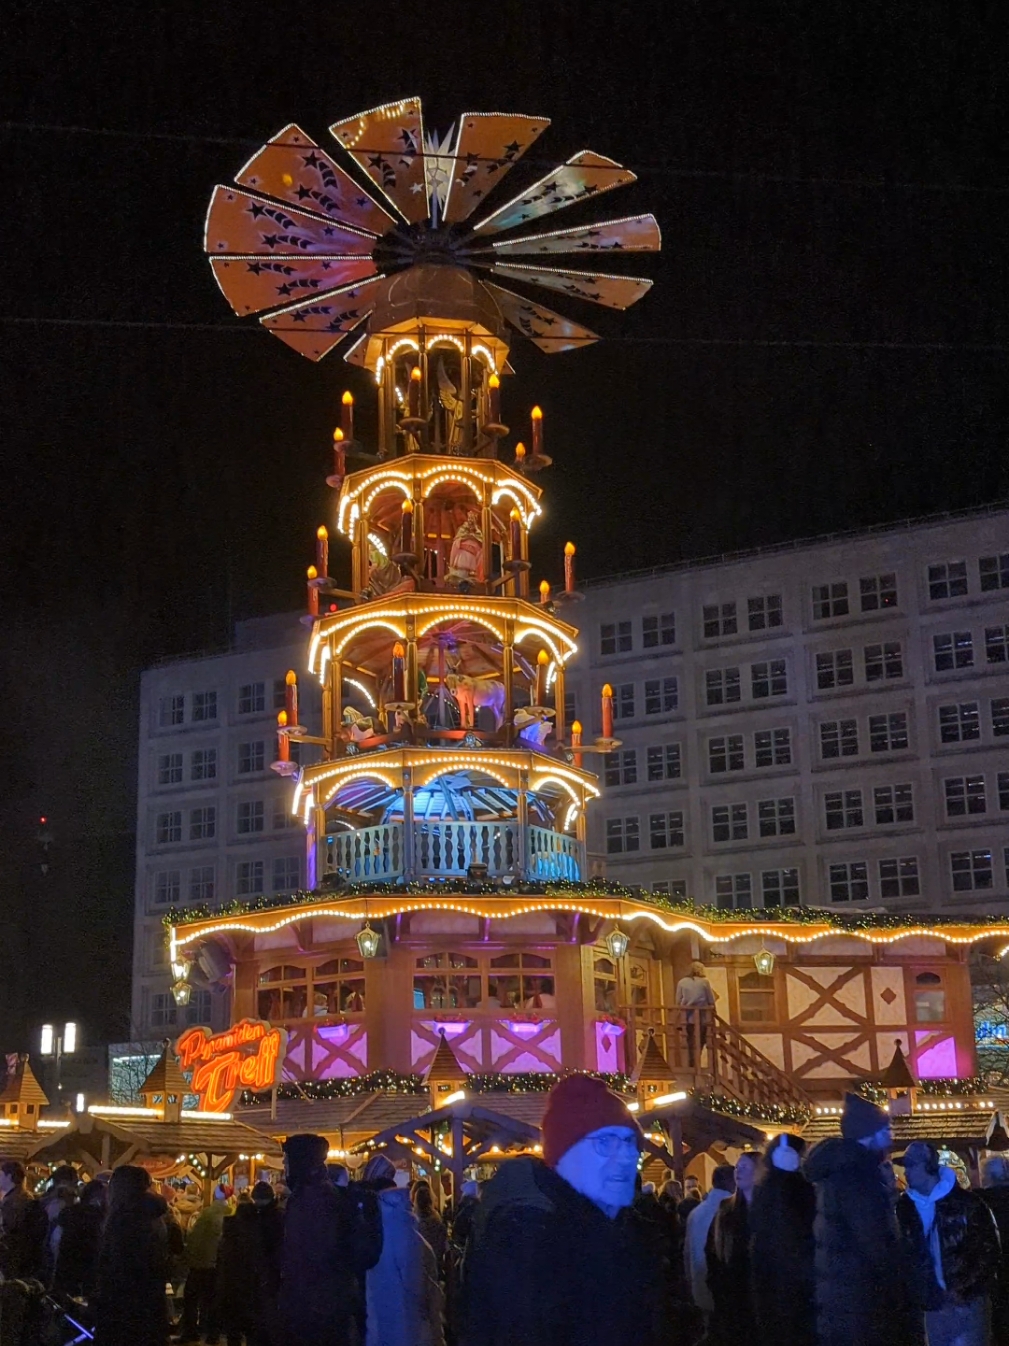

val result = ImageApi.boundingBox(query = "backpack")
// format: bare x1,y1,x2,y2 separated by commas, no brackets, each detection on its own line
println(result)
345,1182,383,1273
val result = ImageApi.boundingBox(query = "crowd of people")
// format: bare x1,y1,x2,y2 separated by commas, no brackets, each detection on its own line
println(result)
4,1079,1009,1344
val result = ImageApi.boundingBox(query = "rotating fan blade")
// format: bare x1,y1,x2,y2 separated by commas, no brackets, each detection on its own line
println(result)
210,255,378,316
442,112,550,224
259,276,385,361
471,151,636,236
205,186,378,256
329,96,428,224
490,263,652,310
482,282,599,353
235,123,397,237
488,213,661,256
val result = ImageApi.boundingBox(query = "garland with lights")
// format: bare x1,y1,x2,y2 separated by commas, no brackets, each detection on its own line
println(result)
856,1076,989,1104
466,1071,631,1094
692,1091,812,1126
240,1068,632,1107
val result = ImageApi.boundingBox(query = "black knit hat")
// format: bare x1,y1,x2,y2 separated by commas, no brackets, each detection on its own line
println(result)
840,1092,889,1141
283,1133,329,1186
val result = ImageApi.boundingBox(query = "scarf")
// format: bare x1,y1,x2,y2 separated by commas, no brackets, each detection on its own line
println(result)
907,1165,957,1291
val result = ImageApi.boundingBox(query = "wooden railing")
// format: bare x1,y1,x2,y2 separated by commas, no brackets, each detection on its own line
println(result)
326,820,585,883
621,1005,810,1112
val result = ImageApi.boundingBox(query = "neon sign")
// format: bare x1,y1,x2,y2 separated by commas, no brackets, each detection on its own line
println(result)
176,1019,287,1113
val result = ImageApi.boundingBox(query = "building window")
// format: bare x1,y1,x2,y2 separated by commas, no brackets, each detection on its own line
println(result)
643,677,678,715
649,811,685,849
816,649,854,690
737,969,776,1023
758,797,796,837
706,667,741,706
273,856,301,892
944,775,986,817
273,677,289,710
860,574,897,611
564,690,577,725
189,806,217,841
642,612,676,647
879,857,920,899
820,719,859,759
238,681,266,715
928,561,968,600
751,660,787,698
914,972,946,1023
709,735,744,773
615,683,635,720
646,744,681,781
157,753,183,786
238,741,266,774
869,712,909,753
150,994,177,1029
986,626,1009,664
715,873,752,910
825,790,863,830
874,784,914,825
153,869,181,906
237,800,265,835
980,554,1009,592
273,800,299,829
864,642,903,682
994,699,1009,737
999,772,1009,812
703,602,737,638
606,817,640,855
829,861,869,903
236,860,265,895
652,880,688,899
156,811,182,845
711,804,748,843
158,694,185,727
754,727,791,767
812,582,849,619
951,849,993,891
191,748,217,781
938,702,980,744
933,631,973,672
762,868,800,907
604,750,637,787
748,594,783,631
192,691,218,722
600,621,632,656
189,865,215,903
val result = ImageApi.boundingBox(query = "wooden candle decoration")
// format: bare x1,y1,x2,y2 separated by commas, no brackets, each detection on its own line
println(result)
601,683,614,740
332,427,346,476
276,710,289,762
488,372,501,422
285,670,299,728
341,390,354,442
306,566,319,615
531,405,543,457
316,526,329,579
514,442,526,468
392,642,406,702
509,508,522,559
408,365,422,418
401,498,414,554
564,541,576,592
534,649,549,707
539,579,551,605
571,719,583,768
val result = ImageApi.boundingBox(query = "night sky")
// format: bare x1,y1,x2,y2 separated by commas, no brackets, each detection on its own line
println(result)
1,2,1005,1047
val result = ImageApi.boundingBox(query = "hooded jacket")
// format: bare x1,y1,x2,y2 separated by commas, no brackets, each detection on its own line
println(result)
279,1167,359,1346
705,1191,756,1341
683,1188,731,1313
460,1155,665,1346
896,1168,1000,1310
804,1136,921,1346
94,1191,169,1346
748,1166,816,1346
365,1186,444,1346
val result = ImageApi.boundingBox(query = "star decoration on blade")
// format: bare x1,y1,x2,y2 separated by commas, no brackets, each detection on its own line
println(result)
205,100,661,361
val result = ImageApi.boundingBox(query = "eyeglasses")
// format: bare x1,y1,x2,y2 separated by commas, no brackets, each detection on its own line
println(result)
588,1132,641,1158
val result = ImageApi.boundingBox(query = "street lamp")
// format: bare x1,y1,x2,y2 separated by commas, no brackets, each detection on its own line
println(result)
40,1022,77,1097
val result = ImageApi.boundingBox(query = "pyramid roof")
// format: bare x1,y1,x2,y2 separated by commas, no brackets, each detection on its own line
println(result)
880,1041,917,1090
139,1042,189,1100
424,1032,466,1086
0,1058,49,1110
631,1032,677,1085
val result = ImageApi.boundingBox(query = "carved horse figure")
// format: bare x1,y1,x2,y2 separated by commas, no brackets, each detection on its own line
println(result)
445,674,506,729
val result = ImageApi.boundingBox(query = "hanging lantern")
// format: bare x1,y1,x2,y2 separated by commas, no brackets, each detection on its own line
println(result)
606,927,630,960
172,980,192,1007
171,955,192,983
356,922,381,959
754,946,776,977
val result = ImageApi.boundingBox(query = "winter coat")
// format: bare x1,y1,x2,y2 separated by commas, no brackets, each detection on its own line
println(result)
216,1204,262,1329
417,1209,447,1266
748,1167,816,1346
53,1200,105,1297
450,1195,479,1248
979,1185,1009,1341
705,1191,756,1342
0,1186,47,1280
366,1187,444,1346
93,1192,169,1346
805,1136,922,1346
683,1188,731,1313
185,1198,228,1268
279,1172,360,1346
896,1175,1001,1310
460,1155,666,1346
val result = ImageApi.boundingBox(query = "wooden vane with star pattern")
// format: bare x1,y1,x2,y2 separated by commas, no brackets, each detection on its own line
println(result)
205,98,660,361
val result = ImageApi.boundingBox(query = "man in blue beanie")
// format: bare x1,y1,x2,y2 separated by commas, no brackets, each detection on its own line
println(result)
804,1093,923,1345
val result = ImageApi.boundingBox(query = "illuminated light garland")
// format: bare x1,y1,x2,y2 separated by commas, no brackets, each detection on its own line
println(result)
693,1091,811,1126
368,533,389,559
414,611,507,643
239,1068,631,1107
343,676,377,708
332,618,406,661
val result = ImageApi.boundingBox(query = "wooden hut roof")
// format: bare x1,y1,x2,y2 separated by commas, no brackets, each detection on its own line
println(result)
879,1042,917,1090
631,1033,677,1085
139,1042,190,1099
424,1032,467,1086
0,1059,49,1110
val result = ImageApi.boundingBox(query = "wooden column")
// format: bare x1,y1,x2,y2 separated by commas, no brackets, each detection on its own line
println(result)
516,767,529,876
554,942,587,1070
553,662,567,744
481,484,493,585
502,620,515,745
461,337,473,455
402,768,415,879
